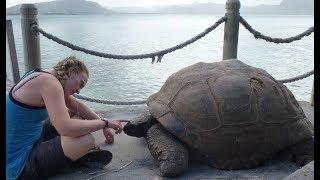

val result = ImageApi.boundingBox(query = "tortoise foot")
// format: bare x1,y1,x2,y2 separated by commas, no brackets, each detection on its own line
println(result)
147,124,189,177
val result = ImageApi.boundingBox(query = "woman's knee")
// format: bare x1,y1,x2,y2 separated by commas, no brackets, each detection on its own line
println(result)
69,133,95,150
81,133,95,148
61,134,95,160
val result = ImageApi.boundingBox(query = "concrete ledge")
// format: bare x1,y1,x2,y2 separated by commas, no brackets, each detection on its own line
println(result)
282,161,314,180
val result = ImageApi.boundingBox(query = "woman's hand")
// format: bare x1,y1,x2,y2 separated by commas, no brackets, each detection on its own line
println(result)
103,119,130,144
103,128,114,144
107,119,130,134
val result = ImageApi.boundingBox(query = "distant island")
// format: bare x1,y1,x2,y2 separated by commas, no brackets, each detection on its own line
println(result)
6,0,314,15
6,0,113,15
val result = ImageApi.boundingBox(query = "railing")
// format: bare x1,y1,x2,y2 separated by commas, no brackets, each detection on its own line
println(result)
6,0,314,106
6,20,20,84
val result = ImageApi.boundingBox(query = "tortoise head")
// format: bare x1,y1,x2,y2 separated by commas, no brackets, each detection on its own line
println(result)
123,113,158,138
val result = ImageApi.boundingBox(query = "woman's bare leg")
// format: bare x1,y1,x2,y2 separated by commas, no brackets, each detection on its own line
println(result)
61,111,95,161
61,134,95,161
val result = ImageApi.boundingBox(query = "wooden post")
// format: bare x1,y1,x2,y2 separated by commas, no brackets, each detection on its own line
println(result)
310,80,314,106
222,0,240,60
20,4,41,73
6,20,20,84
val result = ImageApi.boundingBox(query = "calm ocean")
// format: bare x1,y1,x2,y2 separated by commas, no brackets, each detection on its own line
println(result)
6,14,314,112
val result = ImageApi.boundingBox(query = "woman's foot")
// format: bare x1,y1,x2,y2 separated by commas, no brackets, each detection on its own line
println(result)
73,148,113,169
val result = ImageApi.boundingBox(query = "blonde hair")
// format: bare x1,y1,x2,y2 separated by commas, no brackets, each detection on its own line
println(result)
53,55,89,86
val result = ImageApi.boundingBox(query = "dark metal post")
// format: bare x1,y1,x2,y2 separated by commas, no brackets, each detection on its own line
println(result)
20,4,41,72
222,0,240,60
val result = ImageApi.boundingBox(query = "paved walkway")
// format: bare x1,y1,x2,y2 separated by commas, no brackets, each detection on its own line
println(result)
283,161,314,180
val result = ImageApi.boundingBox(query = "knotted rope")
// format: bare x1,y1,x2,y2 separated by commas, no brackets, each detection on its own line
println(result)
73,94,146,105
278,70,314,83
22,15,314,105
72,69,314,105
239,16,314,43
31,16,227,63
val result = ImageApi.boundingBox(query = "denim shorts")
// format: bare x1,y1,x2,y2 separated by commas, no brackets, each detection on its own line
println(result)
17,119,73,179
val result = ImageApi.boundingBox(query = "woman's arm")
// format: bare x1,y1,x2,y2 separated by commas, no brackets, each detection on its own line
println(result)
64,90,129,143
40,75,106,137
65,95,100,120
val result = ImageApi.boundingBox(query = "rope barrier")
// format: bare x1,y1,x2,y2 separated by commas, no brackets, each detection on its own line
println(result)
31,16,227,62
278,70,314,83
239,16,314,43
22,15,313,105
6,68,314,105
73,94,147,105
72,69,314,105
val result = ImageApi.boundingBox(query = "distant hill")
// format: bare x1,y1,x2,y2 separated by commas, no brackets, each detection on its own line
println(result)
152,0,313,15
6,0,313,15
279,0,314,14
155,3,225,14
114,0,313,15
6,0,113,15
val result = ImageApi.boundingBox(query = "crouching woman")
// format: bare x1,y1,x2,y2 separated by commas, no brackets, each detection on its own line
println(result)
6,55,128,179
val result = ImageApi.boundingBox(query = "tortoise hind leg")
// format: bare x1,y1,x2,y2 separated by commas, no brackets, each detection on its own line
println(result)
147,124,189,177
281,137,314,166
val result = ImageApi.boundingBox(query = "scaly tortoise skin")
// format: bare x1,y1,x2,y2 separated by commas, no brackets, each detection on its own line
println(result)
124,59,314,177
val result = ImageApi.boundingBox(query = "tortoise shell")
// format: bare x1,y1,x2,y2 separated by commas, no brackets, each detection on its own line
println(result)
147,59,313,168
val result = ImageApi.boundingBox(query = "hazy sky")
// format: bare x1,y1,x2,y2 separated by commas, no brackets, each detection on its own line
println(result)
6,0,282,8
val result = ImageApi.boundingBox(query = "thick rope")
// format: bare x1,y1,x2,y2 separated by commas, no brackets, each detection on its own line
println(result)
23,15,314,105
31,16,227,61
6,68,313,105
73,94,146,105
239,16,314,43
72,69,314,105
278,70,314,83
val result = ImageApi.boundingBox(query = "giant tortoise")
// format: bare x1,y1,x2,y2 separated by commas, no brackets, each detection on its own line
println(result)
123,59,314,177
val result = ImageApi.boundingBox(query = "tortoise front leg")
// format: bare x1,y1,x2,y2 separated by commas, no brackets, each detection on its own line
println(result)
123,112,158,138
147,124,189,177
